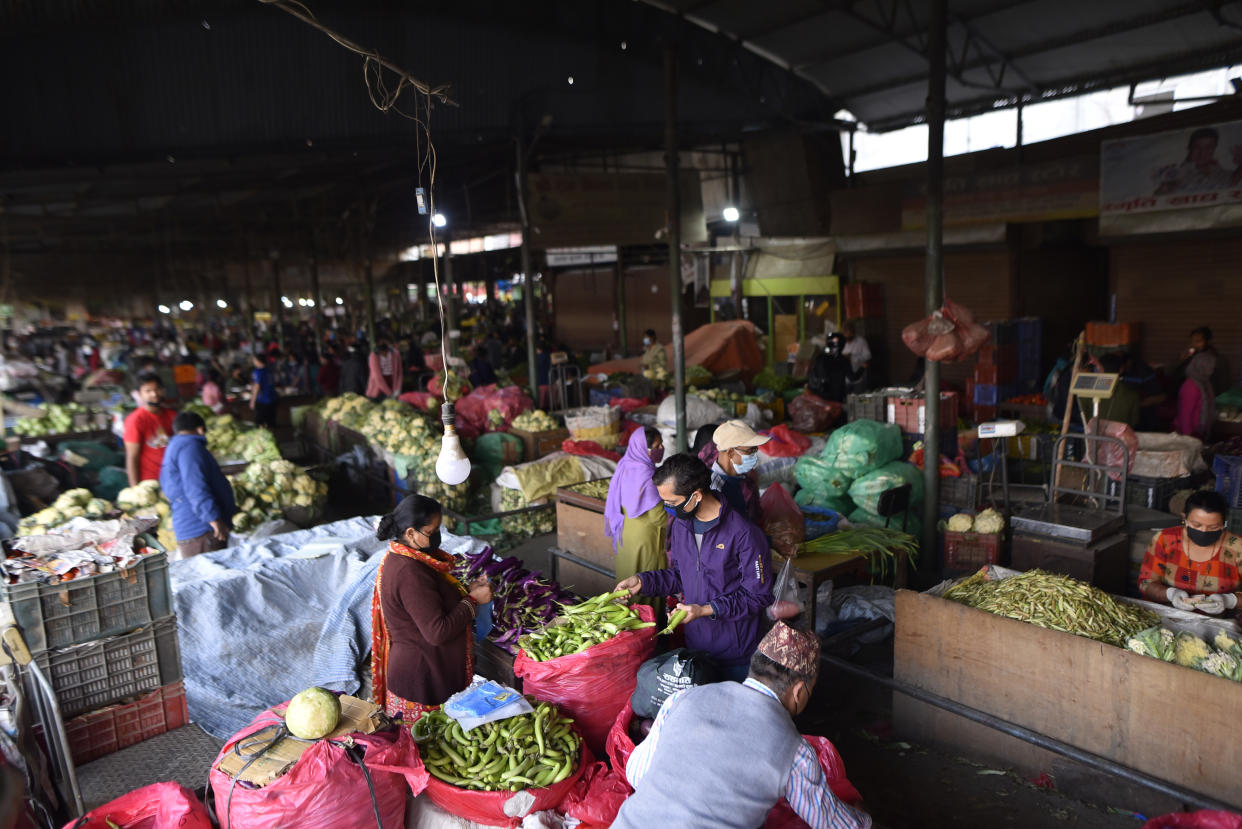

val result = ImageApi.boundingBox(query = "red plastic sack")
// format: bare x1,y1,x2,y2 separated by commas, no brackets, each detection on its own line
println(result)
617,418,642,447
902,317,933,357
761,424,812,458
64,782,211,829
926,331,963,362
1144,814,1242,829
208,704,426,829
562,439,622,462
1086,418,1138,481
609,397,650,413
398,391,436,411
787,391,842,433
514,604,657,756
421,733,593,827
761,483,805,558
561,760,632,827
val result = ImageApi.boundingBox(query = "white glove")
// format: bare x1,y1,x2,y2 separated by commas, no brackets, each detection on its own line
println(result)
1166,588,1195,612
1196,593,1238,616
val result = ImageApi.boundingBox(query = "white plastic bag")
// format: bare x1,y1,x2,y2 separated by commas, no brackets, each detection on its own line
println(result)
657,394,726,431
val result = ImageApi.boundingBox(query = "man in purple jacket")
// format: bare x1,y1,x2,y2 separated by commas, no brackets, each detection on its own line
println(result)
617,453,774,681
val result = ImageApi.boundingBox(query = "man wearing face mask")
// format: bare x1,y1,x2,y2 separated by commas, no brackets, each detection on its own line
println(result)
640,328,667,374
616,453,773,681
706,419,770,526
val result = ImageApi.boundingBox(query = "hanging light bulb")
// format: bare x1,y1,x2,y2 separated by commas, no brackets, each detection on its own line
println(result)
435,402,472,485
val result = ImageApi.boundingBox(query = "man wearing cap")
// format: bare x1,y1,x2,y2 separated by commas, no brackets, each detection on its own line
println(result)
706,419,768,525
614,622,870,829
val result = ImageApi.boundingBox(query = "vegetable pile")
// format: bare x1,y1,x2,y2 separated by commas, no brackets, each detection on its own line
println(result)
799,526,919,581
412,702,581,791
944,569,1158,647
230,459,327,532
563,479,611,500
498,487,556,536
684,365,713,387
453,549,578,654
519,590,654,662
115,480,176,550
945,508,1005,534
13,403,97,437
1127,626,1242,681
17,488,115,536
753,369,797,392
512,410,560,433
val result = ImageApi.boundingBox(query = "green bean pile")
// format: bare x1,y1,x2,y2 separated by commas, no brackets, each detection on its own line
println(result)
520,590,655,661
943,569,1159,647
412,703,580,791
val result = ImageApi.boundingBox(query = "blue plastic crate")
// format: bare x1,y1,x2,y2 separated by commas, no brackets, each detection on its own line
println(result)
973,384,998,406
1214,455,1242,509
1016,318,1042,345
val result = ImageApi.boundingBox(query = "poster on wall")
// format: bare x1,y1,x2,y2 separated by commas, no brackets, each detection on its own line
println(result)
1100,119,1242,233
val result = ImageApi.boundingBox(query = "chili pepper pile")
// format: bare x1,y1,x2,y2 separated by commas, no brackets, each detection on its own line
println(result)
412,702,580,791
519,590,655,661
453,549,578,654
943,568,1158,647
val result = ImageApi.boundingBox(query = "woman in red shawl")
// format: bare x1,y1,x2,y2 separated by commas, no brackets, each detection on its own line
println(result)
371,494,491,720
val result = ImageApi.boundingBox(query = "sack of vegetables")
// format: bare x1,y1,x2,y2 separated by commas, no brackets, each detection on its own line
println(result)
514,594,657,756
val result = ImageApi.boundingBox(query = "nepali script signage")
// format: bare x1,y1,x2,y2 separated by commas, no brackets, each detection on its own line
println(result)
1101,118,1242,233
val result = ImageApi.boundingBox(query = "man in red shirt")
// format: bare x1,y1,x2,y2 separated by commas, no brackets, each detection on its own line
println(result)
123,372,177,486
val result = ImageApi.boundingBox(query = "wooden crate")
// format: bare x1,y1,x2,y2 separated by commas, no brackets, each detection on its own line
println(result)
474,640,517,688
893,589,1242,809
511,428,570,461
555,501,617,596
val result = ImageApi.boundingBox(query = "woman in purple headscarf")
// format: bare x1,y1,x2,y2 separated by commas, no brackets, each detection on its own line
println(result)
605,426,668,586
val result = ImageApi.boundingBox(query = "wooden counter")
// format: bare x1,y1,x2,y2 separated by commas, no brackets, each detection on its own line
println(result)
893,589,1242,809
555,484,616,597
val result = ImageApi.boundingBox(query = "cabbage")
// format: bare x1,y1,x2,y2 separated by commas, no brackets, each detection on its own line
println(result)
947,513,975,533
973,508,1005,535
284,687,341,739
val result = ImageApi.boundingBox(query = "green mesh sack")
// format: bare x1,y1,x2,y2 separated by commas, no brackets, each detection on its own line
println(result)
93,466,129,502
472,432,526,482
847,461,926,515
794,455,853,499
821,420,903,478
848,506,921,541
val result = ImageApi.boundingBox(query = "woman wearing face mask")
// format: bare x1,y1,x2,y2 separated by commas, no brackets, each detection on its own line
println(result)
700,419,769,526
371,494,492,720
616,453,774,681
604,427,668,591
640,328,667,374
1139,490,1242,615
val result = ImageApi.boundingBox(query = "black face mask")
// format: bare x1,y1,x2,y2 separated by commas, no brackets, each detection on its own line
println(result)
1186,526,1223,547
671,493,700,521
411,528,442,553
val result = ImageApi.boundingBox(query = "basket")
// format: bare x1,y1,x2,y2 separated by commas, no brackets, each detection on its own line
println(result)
61,679,189,766
29,615,181,718
801,506,841,540
944,530,1002,569
1,551,172,654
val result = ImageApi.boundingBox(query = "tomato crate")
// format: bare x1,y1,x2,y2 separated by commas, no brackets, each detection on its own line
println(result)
943,531,1003,569
29,615,181,718
887,392,958,435
61,679,189,766
1,551,172,654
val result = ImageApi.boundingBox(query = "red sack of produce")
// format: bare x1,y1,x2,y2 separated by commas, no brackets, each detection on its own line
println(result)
562,439,622,462
761,424,812,458
208,705,424,829
926,331,963,362
787,391,843,433
561,760,633,827
617,418,642,447
901,317,933,357
1144,814,1242,829
761,483,805,559
609,396,650,413
63,782,211,829
959,322,991,357
605,701,640,776
398,390,437,411
420,734,593,827
514,605,657,756
941,296,975,326
1086,418,1138,481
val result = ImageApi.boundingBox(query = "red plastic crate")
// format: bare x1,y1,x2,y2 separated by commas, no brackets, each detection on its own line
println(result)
944,531,1003,569
63,680,188,765
887,392,958,435
844,283,884,320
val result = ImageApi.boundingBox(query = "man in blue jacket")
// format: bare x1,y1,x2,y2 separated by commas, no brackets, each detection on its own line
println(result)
617,452,773,681
160,411,237,557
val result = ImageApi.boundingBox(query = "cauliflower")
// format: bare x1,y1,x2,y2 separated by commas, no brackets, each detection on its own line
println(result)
1215,630,1241,656
1201,649,1242,681
973,508,1005,535
1125,626,1176,661
947,513,975,533
1173,632,1212,670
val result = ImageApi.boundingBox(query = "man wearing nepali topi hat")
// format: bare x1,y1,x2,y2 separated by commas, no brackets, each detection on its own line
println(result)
613,622,871,829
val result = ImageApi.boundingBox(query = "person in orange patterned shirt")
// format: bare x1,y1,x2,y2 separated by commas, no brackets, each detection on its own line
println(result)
1138,490,1242,615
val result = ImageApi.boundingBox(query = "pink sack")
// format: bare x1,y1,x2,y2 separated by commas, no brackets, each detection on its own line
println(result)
1144,813,1242,829
561,760,633,827
63,782,211,829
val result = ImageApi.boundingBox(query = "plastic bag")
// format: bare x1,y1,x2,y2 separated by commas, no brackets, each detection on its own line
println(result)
474,432,526,481
794,487,853,515
1143,814,1242,829
761,483,805,558
761,424,812,458
926,331,963,362
208,705,425,829
443,678,531,730
64,782,211,829
561,761,632,827
630,649,721,719
821,420,903,478
605,702,640,776
755,455,799,490
513,604,657,755
561,439,622,462
902,317,933,357
847,461,926,514
787,391,842,433
1085,418,1138,480
767,556,804,622
794,456,853,499
657,394,725,430
420,734,592,828
608,397,650,413
398,391,437,411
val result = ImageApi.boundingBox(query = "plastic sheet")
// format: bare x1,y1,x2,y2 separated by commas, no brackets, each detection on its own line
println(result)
64,782,211,829
761,483,805,558
513,605,656,756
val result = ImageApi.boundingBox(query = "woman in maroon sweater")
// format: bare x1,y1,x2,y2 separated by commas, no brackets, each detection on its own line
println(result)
371,495,492,720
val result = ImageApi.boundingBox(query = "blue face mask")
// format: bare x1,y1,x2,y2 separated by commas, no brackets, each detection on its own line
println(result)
735,451,759,474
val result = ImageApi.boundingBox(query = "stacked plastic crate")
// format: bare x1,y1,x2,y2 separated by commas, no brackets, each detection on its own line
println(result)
1015,318,1044,395
972,322,1016,423
4,545,187,765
